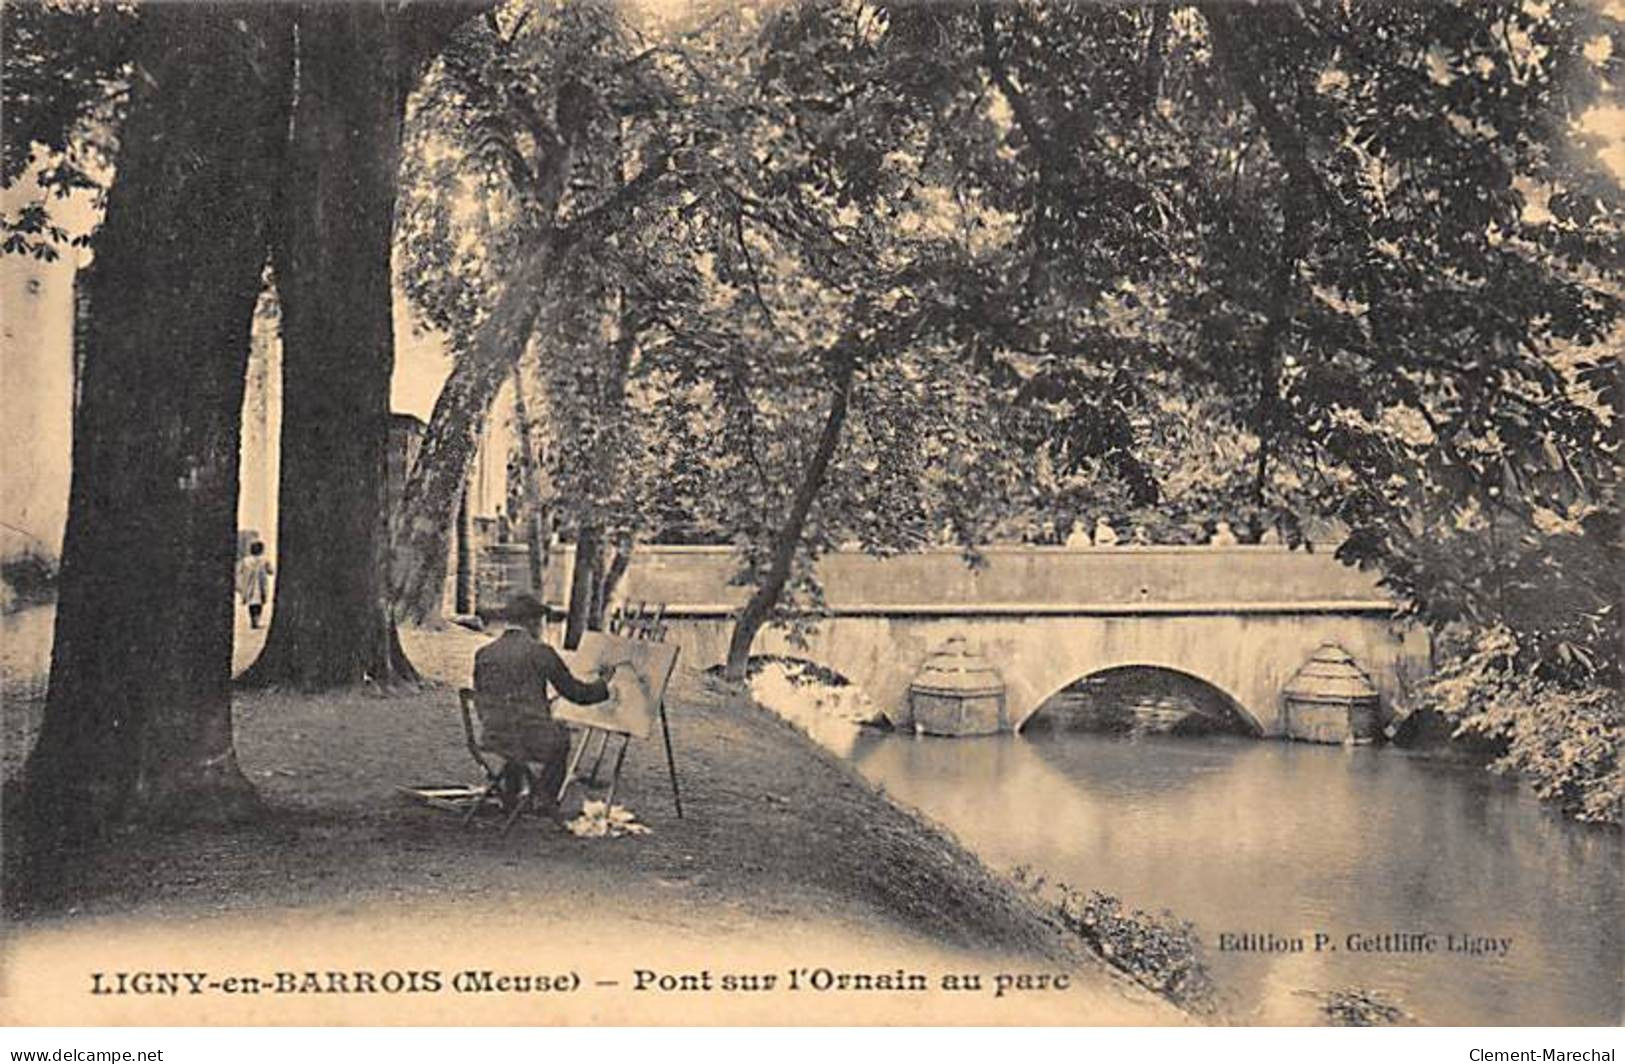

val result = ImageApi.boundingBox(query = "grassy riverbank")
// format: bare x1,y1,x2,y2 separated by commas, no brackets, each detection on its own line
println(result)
0,617,1173,1024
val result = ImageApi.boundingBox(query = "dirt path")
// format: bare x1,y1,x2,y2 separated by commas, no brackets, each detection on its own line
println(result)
1,617,1175,1024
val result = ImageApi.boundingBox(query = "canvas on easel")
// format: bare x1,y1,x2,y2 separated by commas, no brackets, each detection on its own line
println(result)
555,631,678,739
553,628,684,818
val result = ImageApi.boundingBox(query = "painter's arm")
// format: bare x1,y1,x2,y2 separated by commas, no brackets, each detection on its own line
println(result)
537,645,611,705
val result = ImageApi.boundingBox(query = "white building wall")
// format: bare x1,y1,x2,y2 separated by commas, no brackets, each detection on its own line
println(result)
0,243,79,564
236,297,282,555
1,164,503,610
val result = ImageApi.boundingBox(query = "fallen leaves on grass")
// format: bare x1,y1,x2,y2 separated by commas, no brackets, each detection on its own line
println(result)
566,800,652,839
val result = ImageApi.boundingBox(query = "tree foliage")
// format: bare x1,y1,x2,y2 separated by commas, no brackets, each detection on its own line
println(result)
390,0,695,625
1,0,131,258
10,0,1622,826
858,1,1620,737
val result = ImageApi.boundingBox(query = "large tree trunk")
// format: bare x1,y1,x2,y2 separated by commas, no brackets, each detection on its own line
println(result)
724,361,856,681
240,2,418,689
237,1,487,684
21,4,293,849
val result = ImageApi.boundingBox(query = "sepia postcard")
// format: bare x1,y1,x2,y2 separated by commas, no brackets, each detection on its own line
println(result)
1,0,1621,1031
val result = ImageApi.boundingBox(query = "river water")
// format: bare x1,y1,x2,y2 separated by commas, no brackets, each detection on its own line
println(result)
758,671,1623,1025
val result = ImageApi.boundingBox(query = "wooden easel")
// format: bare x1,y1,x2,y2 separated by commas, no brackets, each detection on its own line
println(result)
556,602,684,818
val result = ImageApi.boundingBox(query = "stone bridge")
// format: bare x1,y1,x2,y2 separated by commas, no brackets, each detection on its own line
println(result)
539,545,1431,736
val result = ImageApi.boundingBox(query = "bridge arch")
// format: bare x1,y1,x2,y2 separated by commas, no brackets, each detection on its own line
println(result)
1018,662,1265,737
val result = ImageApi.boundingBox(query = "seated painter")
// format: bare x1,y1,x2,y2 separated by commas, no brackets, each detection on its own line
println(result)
472,594,615,812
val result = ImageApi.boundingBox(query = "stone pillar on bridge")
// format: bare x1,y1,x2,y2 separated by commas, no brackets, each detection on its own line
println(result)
899,636,1008,736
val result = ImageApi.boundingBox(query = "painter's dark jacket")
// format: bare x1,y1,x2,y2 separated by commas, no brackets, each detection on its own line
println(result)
472,628,608,760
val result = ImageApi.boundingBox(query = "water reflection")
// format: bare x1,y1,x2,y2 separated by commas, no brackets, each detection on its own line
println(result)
779,696,1621,1025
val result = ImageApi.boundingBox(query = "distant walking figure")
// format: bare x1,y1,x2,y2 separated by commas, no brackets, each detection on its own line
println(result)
237,540,274,628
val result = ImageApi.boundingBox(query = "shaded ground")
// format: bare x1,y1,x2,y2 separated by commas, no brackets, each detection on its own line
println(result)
1,609,1173,1024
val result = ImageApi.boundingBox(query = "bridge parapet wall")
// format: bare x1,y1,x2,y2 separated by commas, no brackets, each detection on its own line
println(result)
541,544,1395,615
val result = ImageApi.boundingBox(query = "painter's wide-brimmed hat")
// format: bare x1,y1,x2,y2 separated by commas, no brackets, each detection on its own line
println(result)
504,593,550,623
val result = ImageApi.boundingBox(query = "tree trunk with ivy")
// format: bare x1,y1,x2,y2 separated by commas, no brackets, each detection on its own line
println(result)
562,519,601,650
511,363,550,598
597,532,633,626
562,299,640,647
454,487,474,614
